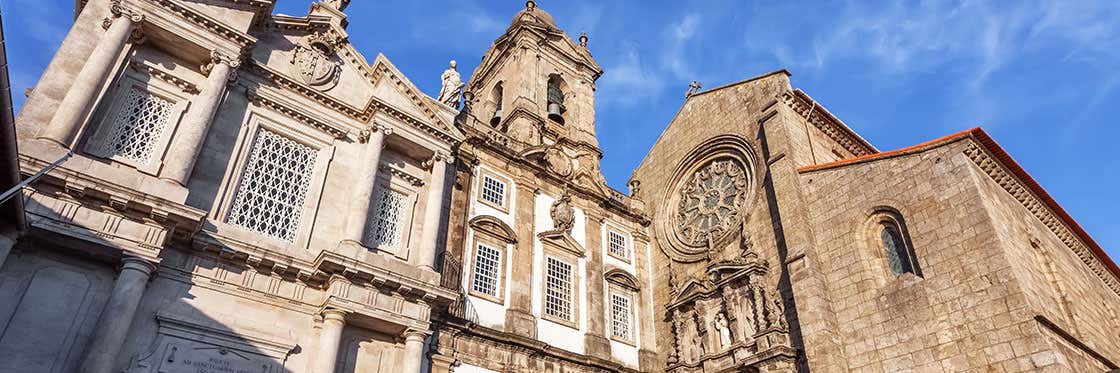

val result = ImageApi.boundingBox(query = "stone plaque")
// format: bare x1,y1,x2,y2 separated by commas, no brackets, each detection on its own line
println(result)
127,313,292,373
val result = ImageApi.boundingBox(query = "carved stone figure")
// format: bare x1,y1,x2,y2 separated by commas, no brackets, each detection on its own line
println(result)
714,312,733,349
686,81,702,97
550,193,574,234
437,60,465,108
771,290,787,330
323,0,350,11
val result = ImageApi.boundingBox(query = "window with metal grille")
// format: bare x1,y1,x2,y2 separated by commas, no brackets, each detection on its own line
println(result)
608,230,629,259
544,256,573,321
610,291,632,341
471,243,501,298
366,188,408,249
480,175,506,207
91,87,174,165
227,129,318,242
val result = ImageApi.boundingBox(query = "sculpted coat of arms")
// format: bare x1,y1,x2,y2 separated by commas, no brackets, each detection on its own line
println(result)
291,36,341,91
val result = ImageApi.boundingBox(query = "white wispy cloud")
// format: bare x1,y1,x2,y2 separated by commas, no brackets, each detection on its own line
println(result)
662,13,700,80
598,45,664,107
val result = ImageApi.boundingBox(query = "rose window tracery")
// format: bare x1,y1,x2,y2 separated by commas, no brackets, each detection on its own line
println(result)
675,160,748,246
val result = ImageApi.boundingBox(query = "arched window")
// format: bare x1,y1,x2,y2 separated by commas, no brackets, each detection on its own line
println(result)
489,83,503,128
870,209,922,277
546,74,566,123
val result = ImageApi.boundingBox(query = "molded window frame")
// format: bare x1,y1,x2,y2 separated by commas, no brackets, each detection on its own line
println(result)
467,236,507,305
477,169,511,213
211,110,335,251
866,207,923,278
541,250,580,329
607,284,637,346
364,176,420,259
83,71,190,176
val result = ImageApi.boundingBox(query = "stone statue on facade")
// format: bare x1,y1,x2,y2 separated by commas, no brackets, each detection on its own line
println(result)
713,312,733,349
549,193,575,234
437,60,464,108
322,0,350,11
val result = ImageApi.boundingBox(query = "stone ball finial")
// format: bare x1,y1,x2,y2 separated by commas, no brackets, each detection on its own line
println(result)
526,0,536,10
579,32,588,47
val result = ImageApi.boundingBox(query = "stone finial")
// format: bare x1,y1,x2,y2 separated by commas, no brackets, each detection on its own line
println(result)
526,0,536,11
579,32,588,47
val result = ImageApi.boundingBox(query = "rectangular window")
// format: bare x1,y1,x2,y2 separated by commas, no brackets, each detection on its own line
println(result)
366,188,408,249
227,128,318,242
471,243,502,298
480,175,506,207
90,87,175,165
610,291,633,341
608,230,629,260
544,256,574,322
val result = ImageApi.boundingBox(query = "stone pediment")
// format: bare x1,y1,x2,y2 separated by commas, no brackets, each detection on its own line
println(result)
604,268,641,291
469,215,516,244
668,278,715,309
249,20,461,144
538,230,586,258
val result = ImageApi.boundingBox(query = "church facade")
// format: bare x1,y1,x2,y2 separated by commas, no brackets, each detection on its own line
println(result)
1,1,1117,373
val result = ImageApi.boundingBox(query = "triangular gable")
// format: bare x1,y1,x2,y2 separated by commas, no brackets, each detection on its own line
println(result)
367,54,458,135
248,18,462,144
668,279,713,309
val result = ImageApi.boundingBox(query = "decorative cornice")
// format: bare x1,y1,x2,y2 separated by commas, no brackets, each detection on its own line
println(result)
127,60,199,94
964,140,1120,296
245,62,458,144
379,164,424,186
244,87,348,139
146,0,256,49
780,90,876,157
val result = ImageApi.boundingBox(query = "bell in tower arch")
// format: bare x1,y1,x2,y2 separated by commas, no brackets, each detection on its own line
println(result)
547,75,566,123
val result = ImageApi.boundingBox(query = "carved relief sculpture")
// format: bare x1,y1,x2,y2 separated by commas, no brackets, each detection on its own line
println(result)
549,193,575,234
291,34,342,91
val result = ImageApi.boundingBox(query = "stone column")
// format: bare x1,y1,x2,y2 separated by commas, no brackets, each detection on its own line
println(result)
312,310,346,373
160,51,238,186
340,126,390,245
399,330,427,373
40,9,142,147
414,151,451,271
583,210,610,359
80,256,156,373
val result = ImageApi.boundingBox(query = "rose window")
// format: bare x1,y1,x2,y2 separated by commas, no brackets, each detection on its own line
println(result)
675,160,748,246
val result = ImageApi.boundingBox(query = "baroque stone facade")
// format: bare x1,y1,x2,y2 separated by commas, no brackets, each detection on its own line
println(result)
2,1,1119,373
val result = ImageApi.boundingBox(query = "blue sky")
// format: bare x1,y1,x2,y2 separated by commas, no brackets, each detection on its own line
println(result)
4,1,1117,260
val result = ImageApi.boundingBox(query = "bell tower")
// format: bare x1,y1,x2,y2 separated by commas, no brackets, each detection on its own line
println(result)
465,1,604,154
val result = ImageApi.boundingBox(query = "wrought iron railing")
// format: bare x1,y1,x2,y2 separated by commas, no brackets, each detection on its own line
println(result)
438,252,479,324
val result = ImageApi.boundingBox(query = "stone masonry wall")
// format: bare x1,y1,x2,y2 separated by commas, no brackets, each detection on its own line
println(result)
799,138,1097,372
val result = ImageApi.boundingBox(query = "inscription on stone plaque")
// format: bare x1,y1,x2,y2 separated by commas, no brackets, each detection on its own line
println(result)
157,344,274,373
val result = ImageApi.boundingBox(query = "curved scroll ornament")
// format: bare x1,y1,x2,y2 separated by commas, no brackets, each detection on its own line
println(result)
675,160,748,246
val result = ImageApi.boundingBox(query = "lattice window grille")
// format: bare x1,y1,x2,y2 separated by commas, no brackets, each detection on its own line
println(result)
92,87,175,165
366,188,408,249
544,256,573,321
227,129,318,242
610,291,632,341
608,230,629,259
481,175,506,207
471,243,502,297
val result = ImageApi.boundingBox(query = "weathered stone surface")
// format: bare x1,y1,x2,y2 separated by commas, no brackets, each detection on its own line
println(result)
4,1,1117,373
